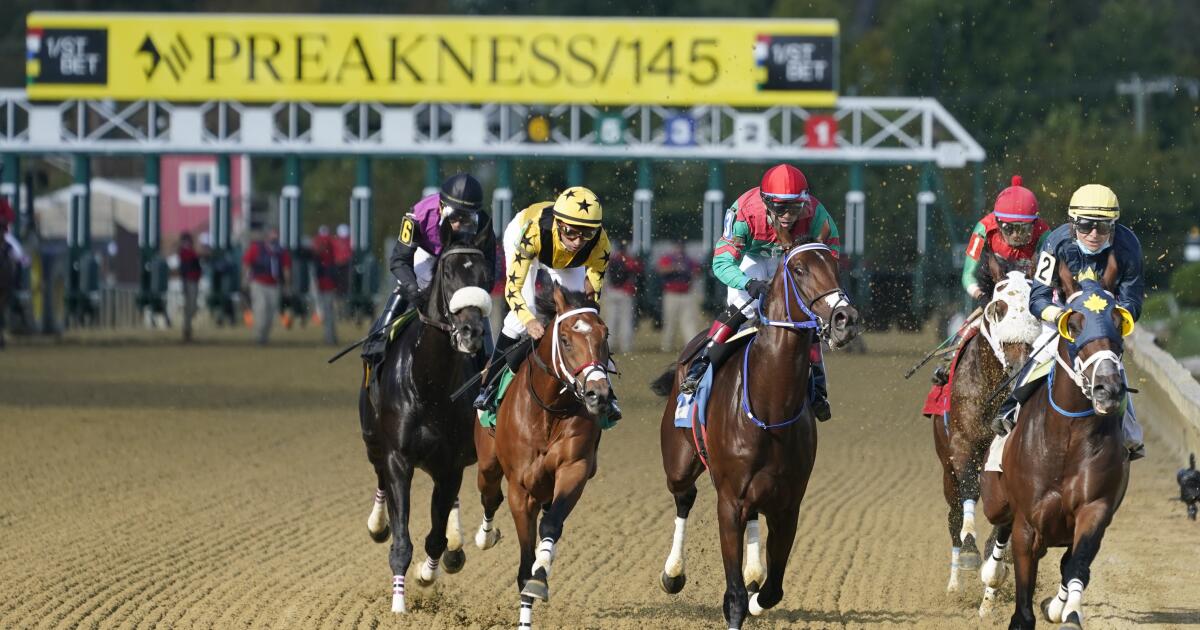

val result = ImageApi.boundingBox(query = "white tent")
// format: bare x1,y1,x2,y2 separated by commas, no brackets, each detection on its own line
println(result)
34,178,142,241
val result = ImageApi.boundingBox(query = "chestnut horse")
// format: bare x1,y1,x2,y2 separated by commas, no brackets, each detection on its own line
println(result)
357,244,493,614
474,285,614,628
933,254,1040,592
652,236,860,630
978,257,1134,630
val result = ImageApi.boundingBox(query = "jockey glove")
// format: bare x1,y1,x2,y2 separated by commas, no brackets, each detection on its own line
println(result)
745,279,769,301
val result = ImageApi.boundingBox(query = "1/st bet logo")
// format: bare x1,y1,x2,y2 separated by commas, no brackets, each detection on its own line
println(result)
46,35,102,77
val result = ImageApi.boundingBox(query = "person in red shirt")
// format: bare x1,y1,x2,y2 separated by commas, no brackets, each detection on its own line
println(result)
601,240,643,353
657,241,701,353
312,225,339,345
177,232,203,342
241,228,292,345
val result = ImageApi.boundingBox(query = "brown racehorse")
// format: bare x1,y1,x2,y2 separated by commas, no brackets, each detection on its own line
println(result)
473,284,614,628
651,234,860,630
978,257,1133,630
933,252,1040,591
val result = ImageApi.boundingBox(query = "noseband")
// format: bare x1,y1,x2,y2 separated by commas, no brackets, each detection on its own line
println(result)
754,243,850,342
528,307,613,413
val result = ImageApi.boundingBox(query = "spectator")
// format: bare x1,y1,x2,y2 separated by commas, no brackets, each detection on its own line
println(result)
312,225,339,345
177,232,203,342
241,228,292,345
657,241,701,353
601,240,643,353
333,223,353,295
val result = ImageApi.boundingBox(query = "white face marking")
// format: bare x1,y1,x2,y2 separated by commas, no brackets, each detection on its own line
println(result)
822,292,844,310
572,320,592,333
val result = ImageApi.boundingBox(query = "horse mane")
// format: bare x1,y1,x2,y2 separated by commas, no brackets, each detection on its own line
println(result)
534,283,599,324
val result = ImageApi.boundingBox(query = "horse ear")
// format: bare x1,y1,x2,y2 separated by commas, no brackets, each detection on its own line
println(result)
1101,250,1121,293
552,282,568,312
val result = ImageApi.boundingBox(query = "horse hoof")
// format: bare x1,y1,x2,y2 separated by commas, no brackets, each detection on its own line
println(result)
415,573,436,588
442,548,466,574
659,571,687,595
748,592,765,617
521,577,550,602
475,526,502,550
959,548,982,571
1059,611,1083,630
368,527,390,544
746,580,760,594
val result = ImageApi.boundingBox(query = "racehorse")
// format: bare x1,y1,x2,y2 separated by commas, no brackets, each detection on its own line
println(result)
651,234,860,630
978,256,1134,629
357,243,493,613
473,284,613,628
932,253,1041,592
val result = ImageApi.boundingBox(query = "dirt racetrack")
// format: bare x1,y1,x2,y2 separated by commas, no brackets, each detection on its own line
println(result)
2,325,1198,629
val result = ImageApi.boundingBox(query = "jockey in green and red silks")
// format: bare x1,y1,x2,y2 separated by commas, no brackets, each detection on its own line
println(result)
681,164,842,422
960,175,1052,302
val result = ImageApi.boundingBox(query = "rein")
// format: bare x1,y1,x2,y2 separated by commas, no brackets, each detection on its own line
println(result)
741,242,844,430
524,306,613,416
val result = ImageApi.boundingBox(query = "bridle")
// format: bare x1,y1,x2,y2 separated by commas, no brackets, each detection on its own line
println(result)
743,242,851,430
753,243,850,343
418,246,485,334
1048,290,1126,418
527,306,614,415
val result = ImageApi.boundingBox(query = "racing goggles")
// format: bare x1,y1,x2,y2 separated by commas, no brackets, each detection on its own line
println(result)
558,222,599,242
763,191,813,218
1073,217,1115,236
998,221,1034,237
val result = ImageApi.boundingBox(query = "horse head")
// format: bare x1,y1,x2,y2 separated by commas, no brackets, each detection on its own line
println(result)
982,270,1041,376
1054,259,1134,416
770,231,861,349
534,283,612,420
428,244,492,354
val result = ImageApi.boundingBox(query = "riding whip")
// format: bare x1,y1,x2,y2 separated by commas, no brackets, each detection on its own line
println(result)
902,307,983,380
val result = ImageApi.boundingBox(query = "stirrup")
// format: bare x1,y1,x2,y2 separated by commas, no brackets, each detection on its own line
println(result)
680,358,709,395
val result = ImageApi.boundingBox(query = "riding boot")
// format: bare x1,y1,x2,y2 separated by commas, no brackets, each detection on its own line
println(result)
681,304,749,395
473,332,521,413
809,361,832,422
991,394,1019,436
361,289,407,362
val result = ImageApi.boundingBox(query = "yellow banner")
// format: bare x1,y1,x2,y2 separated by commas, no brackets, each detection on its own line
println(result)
26,13,838,106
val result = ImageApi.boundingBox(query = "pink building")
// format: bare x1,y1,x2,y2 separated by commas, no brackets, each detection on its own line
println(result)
159,155,250,247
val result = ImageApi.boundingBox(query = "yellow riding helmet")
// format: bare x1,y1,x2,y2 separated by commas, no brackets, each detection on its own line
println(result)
1068,184,1120,220
552,186,603,228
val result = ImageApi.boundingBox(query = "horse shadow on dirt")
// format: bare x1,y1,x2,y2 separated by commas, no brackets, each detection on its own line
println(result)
594,601,940,626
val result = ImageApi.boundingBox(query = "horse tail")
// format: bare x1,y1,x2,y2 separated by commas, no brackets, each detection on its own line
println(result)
649,363,678,397
1191,453,1196,472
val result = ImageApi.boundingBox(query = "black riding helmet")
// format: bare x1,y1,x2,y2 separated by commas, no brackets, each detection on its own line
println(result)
440,173,484,213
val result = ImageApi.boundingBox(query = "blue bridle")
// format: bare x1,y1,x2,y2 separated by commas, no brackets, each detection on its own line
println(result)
741,243,845,430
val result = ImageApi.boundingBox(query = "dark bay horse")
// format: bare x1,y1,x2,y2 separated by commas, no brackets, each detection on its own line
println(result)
473,285,613,628
933,253,1040,592
0,236,15,349
978,258,1134,629
652,235,860,630
358,244,492,614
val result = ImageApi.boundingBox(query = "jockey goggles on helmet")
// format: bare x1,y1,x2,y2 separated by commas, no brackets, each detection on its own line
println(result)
1073,217,1115,236
557,220,599,242
442,204,480,234
762,191,813,218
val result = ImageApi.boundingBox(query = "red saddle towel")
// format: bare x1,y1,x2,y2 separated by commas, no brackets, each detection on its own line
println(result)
921,327,978,417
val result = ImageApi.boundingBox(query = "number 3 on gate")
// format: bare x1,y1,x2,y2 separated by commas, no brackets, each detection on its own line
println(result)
398,217,415,245
1034,250,1056,285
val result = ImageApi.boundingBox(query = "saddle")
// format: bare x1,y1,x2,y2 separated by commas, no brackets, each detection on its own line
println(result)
673,329,760,467
921,324,981,418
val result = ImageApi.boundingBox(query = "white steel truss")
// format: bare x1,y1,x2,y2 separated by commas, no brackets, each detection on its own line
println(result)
0,90,984,167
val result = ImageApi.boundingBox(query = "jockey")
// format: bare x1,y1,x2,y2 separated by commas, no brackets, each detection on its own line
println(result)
0,196,28,267
680,164,841,422
473,186,619,419
991,183,1145,460
932,176,1051,384
360,173,496,362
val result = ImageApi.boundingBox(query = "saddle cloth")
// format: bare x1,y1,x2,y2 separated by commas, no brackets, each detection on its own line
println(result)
921,325,980,417
674,362,716,430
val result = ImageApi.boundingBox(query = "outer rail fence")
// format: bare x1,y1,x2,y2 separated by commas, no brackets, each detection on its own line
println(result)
1127,329,1200,460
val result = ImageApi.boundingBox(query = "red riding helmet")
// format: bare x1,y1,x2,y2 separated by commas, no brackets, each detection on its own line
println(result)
992,175,1039,223
759,164,813,218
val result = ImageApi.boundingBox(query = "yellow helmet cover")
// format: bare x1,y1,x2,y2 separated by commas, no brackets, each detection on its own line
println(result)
552,186,603,228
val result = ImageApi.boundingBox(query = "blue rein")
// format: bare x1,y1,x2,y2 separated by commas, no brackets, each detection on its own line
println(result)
741,247,825,430
1047,365,1095,418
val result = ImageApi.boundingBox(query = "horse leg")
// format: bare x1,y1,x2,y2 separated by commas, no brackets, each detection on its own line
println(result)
524,460,591,603
979,524,1011,618
508,483,540,596
415,467,463,587
367,481,390,543
1057,506,1115,628
951,446,982,571
660,484,698,594
743,512,765,592
716,498,750,630
750,504,799,617
443,497,466,573
1044,547,1072,624
474,430,505,550
383,460,415,613
940,459,966,593
1008,523,1040,630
